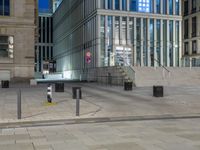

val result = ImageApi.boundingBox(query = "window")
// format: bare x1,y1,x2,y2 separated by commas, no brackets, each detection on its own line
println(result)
192,17,197,37
163,0,167,14
138,0,151,12
107,0,112,9
130,0,137,11
122,0,127,10
0,36,13,58
156,0,161,13
122,17,127,45
184,42,189,55
0,0,10,16
191,0,196,13
175,0,180,15
115,17,120,45
169,0,173,15
184,0,188,16
184,19,189,39
115,0,120,10
192,41,197,54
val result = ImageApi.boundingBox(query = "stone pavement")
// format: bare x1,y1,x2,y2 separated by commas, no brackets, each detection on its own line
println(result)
0,83,200,123
0,118,200,150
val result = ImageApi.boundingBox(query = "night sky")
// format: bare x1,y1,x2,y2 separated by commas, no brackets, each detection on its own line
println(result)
39,0,49,10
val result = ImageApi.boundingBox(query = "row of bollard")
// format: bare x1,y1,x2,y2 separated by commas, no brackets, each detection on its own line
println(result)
46,84,81,116
16,83,82,120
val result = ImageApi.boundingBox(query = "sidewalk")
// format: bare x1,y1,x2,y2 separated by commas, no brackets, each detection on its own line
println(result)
0,83,200,124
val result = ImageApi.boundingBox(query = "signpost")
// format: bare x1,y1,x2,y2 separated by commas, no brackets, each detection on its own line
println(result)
86,51,91,64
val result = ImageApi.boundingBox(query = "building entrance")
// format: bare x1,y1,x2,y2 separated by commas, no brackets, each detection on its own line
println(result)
115,46,132,66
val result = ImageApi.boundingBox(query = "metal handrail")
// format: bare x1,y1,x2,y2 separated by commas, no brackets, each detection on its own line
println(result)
115,55,136,83
154,58,170,73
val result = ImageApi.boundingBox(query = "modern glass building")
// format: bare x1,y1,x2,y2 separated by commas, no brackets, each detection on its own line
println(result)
183,0,200,67
53,0,182,79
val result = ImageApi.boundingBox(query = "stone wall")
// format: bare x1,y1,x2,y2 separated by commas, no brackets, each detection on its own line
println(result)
0,0,37,80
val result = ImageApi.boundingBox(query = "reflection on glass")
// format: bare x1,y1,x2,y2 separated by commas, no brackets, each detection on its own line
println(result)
100,16,105,66
122,0,127,10
115,0,120,10
169,0,173,15
122,17,127,45
175,21,179,66
175,0,179,15
163,20,167,66
106,16,113,66
169,20,173,66
143,18,147,66
108,0,112,9
136,18,141,66
156,20,161,65
150,19,154,66
115,16,120,45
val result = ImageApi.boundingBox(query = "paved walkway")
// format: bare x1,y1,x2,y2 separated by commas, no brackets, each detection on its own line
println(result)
0,118,200,150
0,83,200,123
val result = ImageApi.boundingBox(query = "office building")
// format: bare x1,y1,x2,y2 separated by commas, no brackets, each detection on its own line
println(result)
35,0,54,75
53,0,182,79
183,0,200,67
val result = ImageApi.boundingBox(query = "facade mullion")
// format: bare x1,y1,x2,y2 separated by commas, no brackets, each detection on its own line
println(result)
119,0,122,10
173,20,176,67
127,0,130,11
160,0,163,14
154,19,157,66
112,0,115,10
166,0,169,14
167,20,170,66
179,21,182,66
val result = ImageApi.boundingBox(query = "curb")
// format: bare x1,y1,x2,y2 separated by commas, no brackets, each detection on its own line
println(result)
0,114,200,129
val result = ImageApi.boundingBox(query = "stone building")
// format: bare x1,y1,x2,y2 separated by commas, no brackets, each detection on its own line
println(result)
0,0,37,81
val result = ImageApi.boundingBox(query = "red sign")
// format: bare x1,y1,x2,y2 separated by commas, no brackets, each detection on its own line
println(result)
86,51,91,64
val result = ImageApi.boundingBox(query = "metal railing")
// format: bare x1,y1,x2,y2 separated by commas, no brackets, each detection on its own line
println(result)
115,55,136,84
154,58,171,79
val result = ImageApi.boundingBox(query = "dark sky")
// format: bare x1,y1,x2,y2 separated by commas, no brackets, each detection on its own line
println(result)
39,0,49,10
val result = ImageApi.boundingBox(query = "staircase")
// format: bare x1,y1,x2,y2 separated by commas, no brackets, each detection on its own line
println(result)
133,67,200,87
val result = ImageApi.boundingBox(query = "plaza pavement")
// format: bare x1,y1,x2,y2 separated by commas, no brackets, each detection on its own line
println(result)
0,118,200,150
0,82,200,124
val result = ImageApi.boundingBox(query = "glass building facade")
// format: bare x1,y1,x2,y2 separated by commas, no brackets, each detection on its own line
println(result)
98,0,182,67
53,0,182,79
